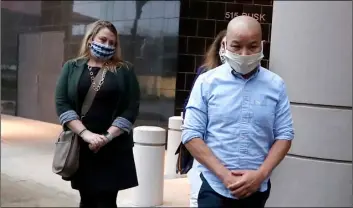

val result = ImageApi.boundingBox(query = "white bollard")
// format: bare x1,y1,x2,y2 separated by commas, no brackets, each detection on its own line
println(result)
165,116,183,179
130,126,166,207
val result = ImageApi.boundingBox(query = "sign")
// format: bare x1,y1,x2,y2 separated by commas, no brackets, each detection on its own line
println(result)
225,12,266,22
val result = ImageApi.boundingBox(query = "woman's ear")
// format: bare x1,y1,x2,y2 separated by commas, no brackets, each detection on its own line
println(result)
222,36,227,45
87,37,94,47
222,40,227,51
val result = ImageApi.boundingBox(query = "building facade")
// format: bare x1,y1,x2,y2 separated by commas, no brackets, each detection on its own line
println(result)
266,1,352,207
1,0,272,128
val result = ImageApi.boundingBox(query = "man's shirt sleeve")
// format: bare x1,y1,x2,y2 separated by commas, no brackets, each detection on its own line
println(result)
181,74,208,144
182,67,205,119
274,81,295,140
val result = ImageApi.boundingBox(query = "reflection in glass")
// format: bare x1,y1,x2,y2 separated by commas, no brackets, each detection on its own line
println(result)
73,2,110,21
126,0,180,127
1,0,181,128
1,64,17,115
112,1,136,21
112,21,134,36
72,24,86,36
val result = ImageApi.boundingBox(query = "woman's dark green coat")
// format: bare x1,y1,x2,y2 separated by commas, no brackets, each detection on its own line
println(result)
55,58,140,150
54,58,140,192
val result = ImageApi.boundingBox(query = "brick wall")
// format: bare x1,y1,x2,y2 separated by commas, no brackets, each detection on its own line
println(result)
174,0,273,115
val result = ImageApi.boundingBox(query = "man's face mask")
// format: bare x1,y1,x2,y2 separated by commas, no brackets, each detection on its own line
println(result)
224,41,264,75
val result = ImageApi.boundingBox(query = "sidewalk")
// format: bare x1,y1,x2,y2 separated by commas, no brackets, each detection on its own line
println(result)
1,114,189,207
1,173,77,207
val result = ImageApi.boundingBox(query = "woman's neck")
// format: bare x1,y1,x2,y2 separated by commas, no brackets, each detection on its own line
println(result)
87,57,104,67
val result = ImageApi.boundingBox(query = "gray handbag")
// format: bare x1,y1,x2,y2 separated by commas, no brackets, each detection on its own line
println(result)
52,68,104,178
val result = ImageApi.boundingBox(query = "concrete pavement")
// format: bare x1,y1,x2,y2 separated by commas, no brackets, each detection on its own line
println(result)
1,114,189,207
1,174,77,207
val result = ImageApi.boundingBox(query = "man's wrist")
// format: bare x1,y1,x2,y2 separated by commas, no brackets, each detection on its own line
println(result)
218,168,232,183
258,166,270,181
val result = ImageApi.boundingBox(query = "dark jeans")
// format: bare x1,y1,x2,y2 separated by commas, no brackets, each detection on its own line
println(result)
79,190,118,208
198,174,271,208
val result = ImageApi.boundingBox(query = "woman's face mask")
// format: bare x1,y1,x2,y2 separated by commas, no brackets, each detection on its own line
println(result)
89,41,116,60
219,41,226,64
224,41,264,75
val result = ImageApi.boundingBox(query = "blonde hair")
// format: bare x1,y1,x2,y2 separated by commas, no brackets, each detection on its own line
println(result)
75,20,127,71
201,29,226,71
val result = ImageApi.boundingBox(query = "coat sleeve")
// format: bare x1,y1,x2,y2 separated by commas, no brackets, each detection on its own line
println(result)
112,64,140,133
55,61,79,126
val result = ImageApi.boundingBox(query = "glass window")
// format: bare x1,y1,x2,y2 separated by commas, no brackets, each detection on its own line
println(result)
112,1,136,21
72,1,109,21
72,24,86,36
164,1,180,18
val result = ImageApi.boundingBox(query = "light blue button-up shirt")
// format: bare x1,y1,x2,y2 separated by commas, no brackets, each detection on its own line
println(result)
181,62,294,199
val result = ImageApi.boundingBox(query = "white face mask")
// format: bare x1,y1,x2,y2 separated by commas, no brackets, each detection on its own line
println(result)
219,49,226,64
225,41,264,75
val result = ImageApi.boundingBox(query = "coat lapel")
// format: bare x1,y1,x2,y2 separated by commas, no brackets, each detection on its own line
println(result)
70,58,88,112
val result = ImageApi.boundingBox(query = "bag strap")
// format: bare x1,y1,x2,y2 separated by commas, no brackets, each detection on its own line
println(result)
80,68,105,117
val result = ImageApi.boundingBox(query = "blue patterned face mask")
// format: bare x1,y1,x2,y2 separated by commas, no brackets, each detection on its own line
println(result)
89,41,115,60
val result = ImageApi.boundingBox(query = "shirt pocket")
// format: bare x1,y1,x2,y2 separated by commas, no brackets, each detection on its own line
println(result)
208,102,241,137
252,94,276,129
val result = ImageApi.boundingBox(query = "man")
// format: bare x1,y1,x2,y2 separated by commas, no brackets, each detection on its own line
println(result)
181,16,294,207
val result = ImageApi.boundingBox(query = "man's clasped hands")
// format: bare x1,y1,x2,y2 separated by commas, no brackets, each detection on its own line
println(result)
222,169,267,199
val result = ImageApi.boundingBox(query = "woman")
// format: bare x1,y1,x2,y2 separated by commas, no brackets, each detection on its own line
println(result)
183,29,227,207
55,20,140,208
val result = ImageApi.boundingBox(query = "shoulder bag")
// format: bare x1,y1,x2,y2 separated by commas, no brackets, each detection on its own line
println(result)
175,67,208,175
175,142,194,174
52,68,105,178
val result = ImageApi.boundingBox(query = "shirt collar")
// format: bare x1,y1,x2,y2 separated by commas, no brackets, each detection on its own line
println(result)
226,62,260,80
